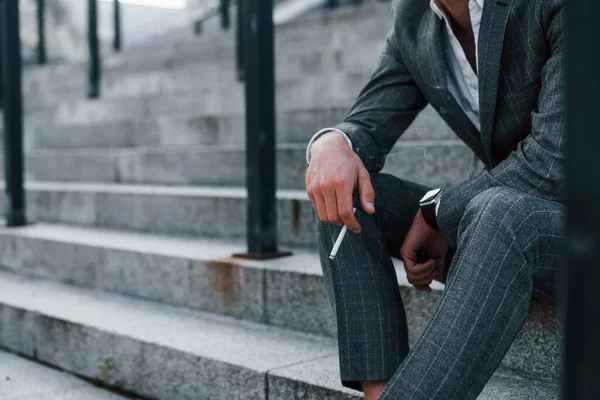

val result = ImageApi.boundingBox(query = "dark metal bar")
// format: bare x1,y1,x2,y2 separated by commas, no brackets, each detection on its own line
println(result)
234,0,290,259
563,0,600,398
236,0,246,81
220,0,231,30
194,20,203,35
0,8,3,109
37,0,47,64
88,0,100,98
0,0,27,226
113,0,121,52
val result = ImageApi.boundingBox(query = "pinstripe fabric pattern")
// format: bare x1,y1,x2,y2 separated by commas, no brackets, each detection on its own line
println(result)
317,174,431,391
379,187,562,399
317,0,565,397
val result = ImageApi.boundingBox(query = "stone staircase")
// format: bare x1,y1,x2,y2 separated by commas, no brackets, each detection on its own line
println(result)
0,2,559,399
1,349,131,400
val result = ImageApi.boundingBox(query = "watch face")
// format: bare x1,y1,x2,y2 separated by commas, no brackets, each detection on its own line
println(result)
420,188,442,203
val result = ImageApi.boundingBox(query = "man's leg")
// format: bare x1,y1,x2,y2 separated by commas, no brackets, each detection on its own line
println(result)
379,186,563,400
317,173,430,393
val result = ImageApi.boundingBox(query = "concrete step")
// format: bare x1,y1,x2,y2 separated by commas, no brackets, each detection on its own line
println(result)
0,269,339,400
24,44,384,110
26,108,349,150
27,106,453,150
0,350,134,400
0,267,559,398
0,224,561,382
1,182,315,248
15,142,479,189
27,108,349,149
30,72,372,124
23,1,392,93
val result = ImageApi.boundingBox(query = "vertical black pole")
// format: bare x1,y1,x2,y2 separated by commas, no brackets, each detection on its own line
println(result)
194,20,203,35
0,0,27,227
220,0,230,30
564,0,600,399
236,0,245,82
234,0,289,260
37,0,46,64
113,0,121,52
0,7,3,110
88,0,100,98
245,0,276,255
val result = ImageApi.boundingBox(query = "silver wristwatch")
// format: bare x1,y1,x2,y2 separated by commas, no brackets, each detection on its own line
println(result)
419,188,444,230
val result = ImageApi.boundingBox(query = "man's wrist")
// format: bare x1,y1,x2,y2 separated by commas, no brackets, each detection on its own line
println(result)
306,128,353,165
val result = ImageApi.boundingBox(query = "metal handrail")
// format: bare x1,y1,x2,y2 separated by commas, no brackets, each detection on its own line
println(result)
36,0,46,64
0,0,27,226
87,0,100,99
193,0,231,35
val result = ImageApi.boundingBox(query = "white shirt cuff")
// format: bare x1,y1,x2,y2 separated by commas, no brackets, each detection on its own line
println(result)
306,128,353,165
435,194,442,217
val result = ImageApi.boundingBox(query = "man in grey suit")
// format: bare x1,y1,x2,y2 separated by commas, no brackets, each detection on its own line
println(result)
305,0,565,398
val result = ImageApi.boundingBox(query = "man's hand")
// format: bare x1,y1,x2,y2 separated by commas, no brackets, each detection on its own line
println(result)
305,132,376,233
400,210,449,292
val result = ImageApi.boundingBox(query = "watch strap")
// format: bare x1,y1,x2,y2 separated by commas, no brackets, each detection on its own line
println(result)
421,202,439,230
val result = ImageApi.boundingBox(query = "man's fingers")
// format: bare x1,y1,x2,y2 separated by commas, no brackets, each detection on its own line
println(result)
312,190,328,222
406,259,436,288
407,266,436,282
407,259,436,276
357,168,375,214
322,186,341,225
408,271,436,286
336,182,361,233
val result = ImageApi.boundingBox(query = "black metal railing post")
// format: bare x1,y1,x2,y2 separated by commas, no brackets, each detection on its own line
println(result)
194,20,203,35
0,0,27,226
37,0,46,64
113,0,121,52
234,0,290,260
564,0,600,398
0,6,3,109
236,0,246,82
88,0,100,98
220,0,231,30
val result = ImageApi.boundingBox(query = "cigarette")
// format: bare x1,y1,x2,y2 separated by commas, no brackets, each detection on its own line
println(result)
329,208,357,260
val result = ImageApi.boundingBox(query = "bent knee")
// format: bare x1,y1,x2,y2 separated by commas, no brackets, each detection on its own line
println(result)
459,187,533,234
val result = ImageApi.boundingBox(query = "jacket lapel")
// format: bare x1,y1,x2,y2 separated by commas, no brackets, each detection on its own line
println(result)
478,0,514,166
417,12,488,163
419,12,448,98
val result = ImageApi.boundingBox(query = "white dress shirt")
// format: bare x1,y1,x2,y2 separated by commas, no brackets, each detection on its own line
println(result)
431,0,483,131
306,0,485,214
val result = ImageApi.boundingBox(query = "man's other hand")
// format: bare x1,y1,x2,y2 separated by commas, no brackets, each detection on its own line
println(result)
305,132,376,233
400,210,449,292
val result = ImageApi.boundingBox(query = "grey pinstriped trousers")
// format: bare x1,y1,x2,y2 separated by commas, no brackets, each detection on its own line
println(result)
317,173,562,399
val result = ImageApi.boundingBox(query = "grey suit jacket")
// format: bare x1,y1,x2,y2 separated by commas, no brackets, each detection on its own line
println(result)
335,0,565,245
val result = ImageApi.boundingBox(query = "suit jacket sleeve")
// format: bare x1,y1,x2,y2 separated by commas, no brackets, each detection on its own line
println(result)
436,0,566,245
334,25,428,172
